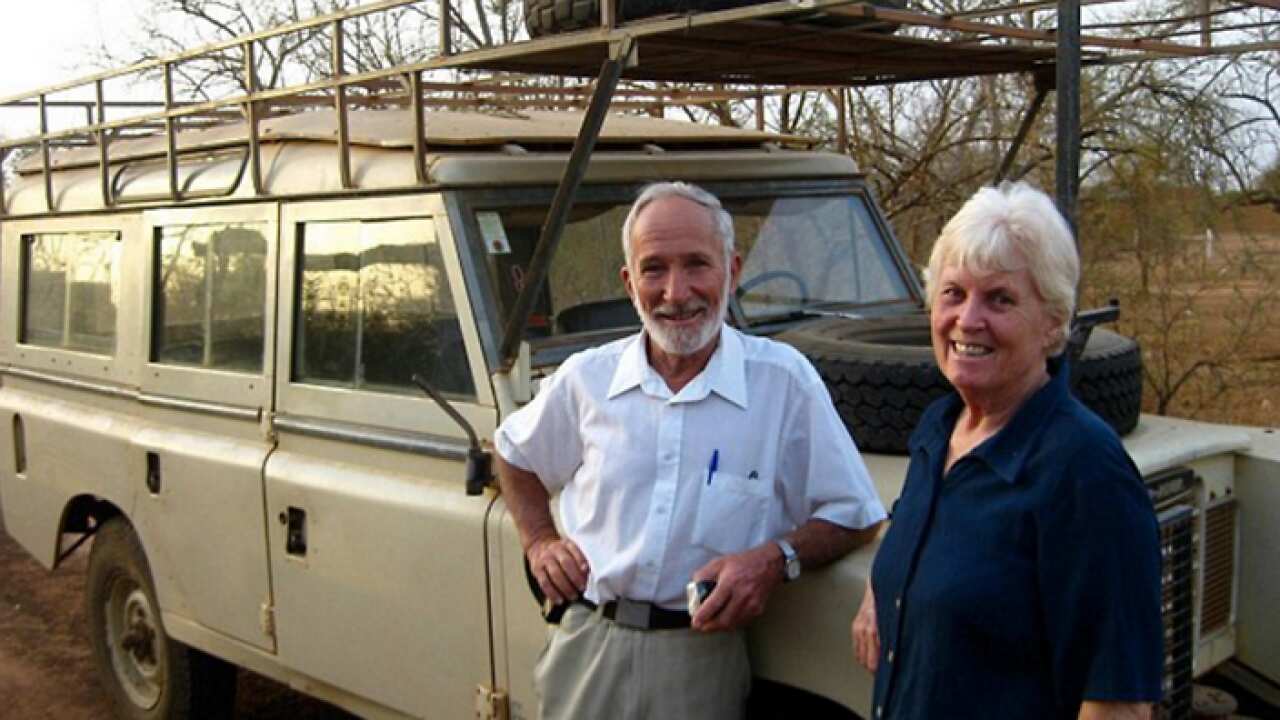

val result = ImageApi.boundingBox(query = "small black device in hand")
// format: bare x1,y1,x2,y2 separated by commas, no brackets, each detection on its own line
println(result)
686,580,716,616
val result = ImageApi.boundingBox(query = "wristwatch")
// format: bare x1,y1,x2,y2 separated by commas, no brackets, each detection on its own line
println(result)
776,539,801,582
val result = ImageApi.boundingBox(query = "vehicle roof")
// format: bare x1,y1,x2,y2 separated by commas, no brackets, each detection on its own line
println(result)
15,109,814,175
3,109,856,216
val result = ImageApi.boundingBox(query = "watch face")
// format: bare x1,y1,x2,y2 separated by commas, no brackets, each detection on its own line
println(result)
778,540,800,581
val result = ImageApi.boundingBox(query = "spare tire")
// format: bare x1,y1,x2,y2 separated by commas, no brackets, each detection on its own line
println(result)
524,0,904,37
777,315,1143,454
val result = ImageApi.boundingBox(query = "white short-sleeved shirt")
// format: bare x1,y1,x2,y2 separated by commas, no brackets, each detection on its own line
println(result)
495,325,886,609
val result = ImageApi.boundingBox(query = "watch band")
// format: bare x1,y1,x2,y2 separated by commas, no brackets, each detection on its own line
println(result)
776,538,800,582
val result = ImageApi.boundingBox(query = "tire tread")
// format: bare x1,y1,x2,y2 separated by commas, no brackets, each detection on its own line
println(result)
778,316,1144,454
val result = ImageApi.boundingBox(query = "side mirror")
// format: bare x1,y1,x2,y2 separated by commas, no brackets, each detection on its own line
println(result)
1067,299,1120,367
412,373,491,496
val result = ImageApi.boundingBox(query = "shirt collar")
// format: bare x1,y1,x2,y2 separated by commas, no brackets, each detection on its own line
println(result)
971,354,1072,483
606,325,748,408
910,354,1071,484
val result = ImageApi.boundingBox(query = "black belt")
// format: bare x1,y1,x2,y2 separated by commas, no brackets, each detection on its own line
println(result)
577,598,692,630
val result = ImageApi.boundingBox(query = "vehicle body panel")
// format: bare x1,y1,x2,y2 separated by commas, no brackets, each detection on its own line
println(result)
263,440,492,718
1235,429,1280,683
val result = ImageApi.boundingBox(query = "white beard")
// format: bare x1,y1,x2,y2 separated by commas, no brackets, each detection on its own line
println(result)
632,272,731,356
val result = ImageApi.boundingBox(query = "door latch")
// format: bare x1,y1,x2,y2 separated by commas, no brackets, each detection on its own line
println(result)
279,507,307,556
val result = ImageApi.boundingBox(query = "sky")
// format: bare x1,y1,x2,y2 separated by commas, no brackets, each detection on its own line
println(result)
0,0,149,142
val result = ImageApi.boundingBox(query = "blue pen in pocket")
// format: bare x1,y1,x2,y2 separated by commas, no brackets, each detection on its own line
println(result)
707,449,719,486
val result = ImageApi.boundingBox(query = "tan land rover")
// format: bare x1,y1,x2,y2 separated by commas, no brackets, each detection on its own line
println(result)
2,8,1279,720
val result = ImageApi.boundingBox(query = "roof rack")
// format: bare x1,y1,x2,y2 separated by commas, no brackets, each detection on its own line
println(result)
1,0,1275,363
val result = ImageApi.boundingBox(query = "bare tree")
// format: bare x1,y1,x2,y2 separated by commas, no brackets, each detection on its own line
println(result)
92,0,523,101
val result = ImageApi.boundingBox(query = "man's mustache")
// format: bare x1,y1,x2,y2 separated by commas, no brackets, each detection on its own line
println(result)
651,299,710,318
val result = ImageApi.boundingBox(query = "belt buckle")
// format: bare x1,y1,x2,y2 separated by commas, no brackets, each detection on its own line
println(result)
614,598,651,629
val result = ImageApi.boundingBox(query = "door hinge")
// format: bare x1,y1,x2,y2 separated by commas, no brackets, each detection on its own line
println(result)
260,601,276,639
475,684,509,720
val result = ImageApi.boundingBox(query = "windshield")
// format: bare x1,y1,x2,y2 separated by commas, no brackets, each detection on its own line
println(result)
732,194,912,322
459,184,916,348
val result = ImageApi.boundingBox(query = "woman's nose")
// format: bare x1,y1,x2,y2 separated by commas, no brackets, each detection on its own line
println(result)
956,297,985,329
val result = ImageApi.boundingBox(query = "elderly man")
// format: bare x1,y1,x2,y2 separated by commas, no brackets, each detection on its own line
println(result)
495,181,886,719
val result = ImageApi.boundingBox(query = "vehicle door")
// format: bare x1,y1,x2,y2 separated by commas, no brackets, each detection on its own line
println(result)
130,203,279,652
266,194,498,717
0,214,145,565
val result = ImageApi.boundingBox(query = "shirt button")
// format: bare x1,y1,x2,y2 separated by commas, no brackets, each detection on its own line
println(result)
887,649,895,663
656,506,667,515
875,706,883,718
895,596,902,609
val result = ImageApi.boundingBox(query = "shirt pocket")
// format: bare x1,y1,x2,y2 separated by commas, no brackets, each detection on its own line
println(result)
693,472,769,556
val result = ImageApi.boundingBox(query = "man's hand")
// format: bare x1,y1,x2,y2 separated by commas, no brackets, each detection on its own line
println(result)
690,543,783,632
527,534,590,606
851,578,879,672
496,455,592,606
690,519,882,633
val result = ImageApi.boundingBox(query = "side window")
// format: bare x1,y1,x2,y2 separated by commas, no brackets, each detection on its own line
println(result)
293,218,474,398
21,231,120,354
153,222,268,372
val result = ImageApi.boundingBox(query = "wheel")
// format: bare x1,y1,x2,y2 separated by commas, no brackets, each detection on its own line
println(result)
737,270,811,306
87,518,236,720
777,315,1144,454
523,0,905,37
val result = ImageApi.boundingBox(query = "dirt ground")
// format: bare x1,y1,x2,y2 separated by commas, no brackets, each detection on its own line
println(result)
0,501,352,720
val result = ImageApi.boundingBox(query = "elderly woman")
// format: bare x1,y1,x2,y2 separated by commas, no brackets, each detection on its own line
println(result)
851,183,1163,719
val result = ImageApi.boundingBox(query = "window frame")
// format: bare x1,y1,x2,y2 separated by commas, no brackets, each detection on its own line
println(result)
141,204,279,409
2,214,143,385
447,178,926,369
276,195,494,440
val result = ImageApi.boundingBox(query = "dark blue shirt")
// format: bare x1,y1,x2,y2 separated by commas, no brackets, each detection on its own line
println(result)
870,358,1163,720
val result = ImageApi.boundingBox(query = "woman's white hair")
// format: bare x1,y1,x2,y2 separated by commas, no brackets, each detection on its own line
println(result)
925,182,1080,355
621,181,735,267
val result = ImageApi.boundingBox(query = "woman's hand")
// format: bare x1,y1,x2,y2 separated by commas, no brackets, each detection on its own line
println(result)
1078,701,1152,720
851,578,880,672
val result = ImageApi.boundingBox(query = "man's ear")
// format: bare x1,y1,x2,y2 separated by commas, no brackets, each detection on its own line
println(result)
621,264,635,300
729,253,743,291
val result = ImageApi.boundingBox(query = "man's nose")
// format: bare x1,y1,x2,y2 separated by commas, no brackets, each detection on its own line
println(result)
663,269,692,303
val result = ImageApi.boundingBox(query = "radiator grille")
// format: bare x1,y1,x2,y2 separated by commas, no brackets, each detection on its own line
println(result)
1157,504,1196,720
1200,499,1238,636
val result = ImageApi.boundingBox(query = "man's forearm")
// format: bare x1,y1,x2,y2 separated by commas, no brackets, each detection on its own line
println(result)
495,455,558,551
786,518,883,571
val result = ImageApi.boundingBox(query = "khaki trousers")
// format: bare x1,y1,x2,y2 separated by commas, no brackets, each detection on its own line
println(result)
534,604,751,720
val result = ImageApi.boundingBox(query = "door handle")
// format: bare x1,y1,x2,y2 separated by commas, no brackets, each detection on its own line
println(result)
146,452,161,494
279,507,307,556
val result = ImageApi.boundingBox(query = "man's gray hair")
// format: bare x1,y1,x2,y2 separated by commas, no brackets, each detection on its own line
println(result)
924,182,1079,355
620,181,735,267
